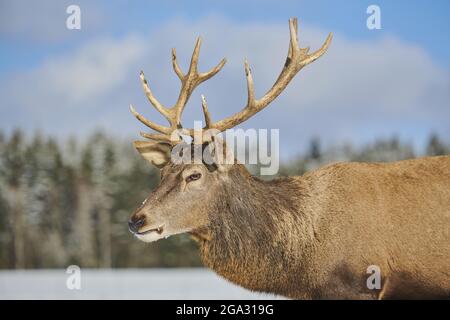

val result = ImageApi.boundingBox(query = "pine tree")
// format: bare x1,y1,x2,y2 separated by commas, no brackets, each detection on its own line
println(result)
426,134,447,156
3,130,27,268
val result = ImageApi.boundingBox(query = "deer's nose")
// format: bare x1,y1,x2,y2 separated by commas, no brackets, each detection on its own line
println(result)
128,216,146,234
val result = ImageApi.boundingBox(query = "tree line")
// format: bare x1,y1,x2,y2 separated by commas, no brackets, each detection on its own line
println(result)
0,130,448,269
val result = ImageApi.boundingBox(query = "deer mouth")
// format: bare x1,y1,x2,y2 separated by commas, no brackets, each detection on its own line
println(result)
136,225,164,235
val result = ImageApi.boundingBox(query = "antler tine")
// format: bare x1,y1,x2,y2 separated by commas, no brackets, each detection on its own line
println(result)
139,71,172,122
244,59,256,108
189,37,202,74
300,32,332,66
171,48,184,81
172,40,227,85
209,17,332,133
129,105,172,134
274,18,304,87
287,17,298,59
201,94,212,128
172,37,226,127
288,17,299,57
139,132,174,143
131,36,226,143
132,69,178,135
199,58,227,82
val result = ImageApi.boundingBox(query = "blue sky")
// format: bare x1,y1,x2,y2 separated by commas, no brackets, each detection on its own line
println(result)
0,0,449,157
2,0,449,69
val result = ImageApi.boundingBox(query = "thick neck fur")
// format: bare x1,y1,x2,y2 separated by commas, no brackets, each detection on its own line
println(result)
197,165,316,298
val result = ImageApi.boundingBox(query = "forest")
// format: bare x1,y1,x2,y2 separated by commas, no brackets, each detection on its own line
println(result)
0,129,448,269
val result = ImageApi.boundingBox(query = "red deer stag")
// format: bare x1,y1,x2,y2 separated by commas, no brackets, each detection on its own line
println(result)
128,18,450,299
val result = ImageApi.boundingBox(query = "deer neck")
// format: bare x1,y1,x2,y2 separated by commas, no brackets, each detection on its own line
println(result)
196,165,315,297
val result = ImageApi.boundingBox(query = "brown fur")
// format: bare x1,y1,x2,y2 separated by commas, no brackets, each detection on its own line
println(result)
189,156,450,299
131,153,450,299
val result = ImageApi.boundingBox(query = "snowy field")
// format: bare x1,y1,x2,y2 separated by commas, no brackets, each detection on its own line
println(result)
0,269,282,300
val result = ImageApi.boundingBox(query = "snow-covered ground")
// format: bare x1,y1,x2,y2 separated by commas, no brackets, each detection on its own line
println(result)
0,268,282,299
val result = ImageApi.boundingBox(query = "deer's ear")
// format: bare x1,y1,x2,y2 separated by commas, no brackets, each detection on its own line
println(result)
133,141,172,168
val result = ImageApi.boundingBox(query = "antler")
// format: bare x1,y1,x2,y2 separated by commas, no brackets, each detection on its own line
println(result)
130,37,226,142
205,18,332,132
131,17,331,143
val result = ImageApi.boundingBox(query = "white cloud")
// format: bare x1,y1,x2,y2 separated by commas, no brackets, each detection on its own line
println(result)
0,34,146,136
1,16,449,155
23,36,145,108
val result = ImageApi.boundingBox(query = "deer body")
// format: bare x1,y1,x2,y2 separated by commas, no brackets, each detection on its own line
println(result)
195,156,450,299
127,18,450,299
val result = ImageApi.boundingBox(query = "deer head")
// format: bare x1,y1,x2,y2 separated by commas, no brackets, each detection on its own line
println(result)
128,18,332,242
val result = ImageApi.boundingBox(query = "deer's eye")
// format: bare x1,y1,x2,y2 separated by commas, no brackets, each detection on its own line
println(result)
185,173,202,183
